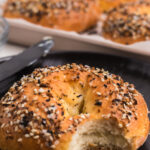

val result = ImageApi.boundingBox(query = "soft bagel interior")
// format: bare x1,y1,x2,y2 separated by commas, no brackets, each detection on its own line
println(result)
69,119,131,150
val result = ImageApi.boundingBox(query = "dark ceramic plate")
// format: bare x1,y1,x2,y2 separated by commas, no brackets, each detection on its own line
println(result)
0,51,149,149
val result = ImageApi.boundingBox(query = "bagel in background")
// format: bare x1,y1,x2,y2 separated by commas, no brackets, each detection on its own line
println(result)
3,0,101,32
0,64,149,150
101,0,150,44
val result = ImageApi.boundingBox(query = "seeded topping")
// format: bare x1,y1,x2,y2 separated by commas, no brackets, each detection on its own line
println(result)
95,101,102,106
0,63,140,148
4,0,101,32
5,0,95,22
102,1,150,44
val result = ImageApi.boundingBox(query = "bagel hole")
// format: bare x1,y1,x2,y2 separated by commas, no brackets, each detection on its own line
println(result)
79,100,85,114
63,90,85,116
66,98,85,116
69,119,131,150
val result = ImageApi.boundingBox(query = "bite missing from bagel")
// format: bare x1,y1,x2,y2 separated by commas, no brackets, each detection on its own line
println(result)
0,64,149,150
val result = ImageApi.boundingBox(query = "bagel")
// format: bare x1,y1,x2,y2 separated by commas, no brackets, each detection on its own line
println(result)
0,64,149,150
3,0,101,32
101,0,150,44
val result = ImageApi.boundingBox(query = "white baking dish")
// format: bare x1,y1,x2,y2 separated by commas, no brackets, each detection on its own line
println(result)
7,18,150,55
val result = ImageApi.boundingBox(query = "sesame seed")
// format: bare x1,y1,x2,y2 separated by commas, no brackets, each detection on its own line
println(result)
34,135,39,139
17,138,22,142
25,134,30,138
51,145,56,149
39,88,45,93
97,92,101,96
118,123,123,128
1,123,5,128
34,89,38,94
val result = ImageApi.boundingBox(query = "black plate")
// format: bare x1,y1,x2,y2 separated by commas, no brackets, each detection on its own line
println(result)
0,51,149,149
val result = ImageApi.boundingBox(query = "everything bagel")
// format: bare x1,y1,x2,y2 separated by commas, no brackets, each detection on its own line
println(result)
0,64,149,150
4,0,101,32
101,0,150,44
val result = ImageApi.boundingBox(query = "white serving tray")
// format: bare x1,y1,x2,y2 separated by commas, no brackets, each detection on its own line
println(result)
7,18,150,56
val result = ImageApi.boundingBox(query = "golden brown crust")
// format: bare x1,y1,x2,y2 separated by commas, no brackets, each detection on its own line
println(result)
3,0,101,32
99,0,137,12
101,0,150,45
0,64,149,150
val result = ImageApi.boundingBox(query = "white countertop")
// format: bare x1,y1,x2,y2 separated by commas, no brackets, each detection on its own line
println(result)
0,43,24,58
